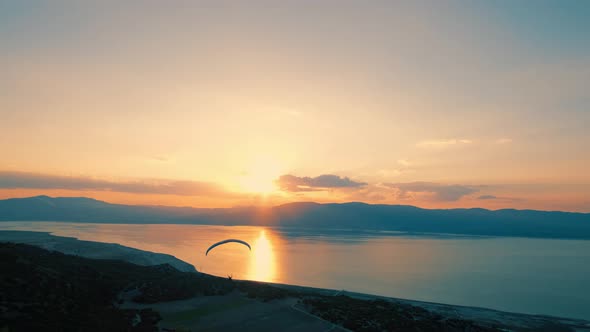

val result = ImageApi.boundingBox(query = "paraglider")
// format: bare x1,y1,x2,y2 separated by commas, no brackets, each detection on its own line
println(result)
205,239,251,256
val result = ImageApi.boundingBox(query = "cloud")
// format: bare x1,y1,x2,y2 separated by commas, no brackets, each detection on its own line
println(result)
416,139,473,148
376,169,401,178
150,155,172,162
0,171,227,196
280,108,303,117
276,174,367,192
397,159,411,167
477,195,498,200
370,159,414,179
345,185,390,202
477,194,524,202
385,182,479,201
494,138,513,144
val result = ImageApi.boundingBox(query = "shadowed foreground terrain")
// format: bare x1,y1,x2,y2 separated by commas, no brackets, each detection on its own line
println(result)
1,242,588,332
0,243,232,331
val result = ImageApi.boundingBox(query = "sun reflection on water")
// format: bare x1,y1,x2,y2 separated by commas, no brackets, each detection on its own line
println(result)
248,230,276,282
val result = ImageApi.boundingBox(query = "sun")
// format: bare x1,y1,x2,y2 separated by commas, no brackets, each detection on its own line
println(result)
240,173,277,194
238,156,283,194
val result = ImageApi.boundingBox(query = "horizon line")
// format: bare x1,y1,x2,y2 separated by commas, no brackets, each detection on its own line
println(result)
2,194,588,215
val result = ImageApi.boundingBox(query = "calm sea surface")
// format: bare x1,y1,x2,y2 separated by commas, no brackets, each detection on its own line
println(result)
1,222,589,320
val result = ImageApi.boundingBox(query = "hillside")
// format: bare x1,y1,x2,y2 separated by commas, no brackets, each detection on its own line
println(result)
0,243,234,331
0,230,197,272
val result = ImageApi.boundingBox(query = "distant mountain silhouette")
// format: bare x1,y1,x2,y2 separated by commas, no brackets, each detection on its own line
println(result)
1,196,589,239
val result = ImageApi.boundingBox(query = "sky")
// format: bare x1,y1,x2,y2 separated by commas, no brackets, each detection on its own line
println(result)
1,1,589,211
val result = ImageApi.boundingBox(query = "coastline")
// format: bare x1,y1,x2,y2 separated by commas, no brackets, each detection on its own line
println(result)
0,230,197,273
1,230,589,331
266,282,590,331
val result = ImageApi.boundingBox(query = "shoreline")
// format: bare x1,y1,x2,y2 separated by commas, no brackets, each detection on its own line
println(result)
0,230,197,273
263,281,590,331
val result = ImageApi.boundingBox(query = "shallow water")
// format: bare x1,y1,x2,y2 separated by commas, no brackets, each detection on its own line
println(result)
1,222,589,320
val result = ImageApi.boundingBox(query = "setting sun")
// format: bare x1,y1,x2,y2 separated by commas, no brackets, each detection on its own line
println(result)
238,156,283,194
239,173,276,194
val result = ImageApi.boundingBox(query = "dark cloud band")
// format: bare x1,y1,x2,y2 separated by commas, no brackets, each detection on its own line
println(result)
276,174,367,192
385,182,479,202
0,171,225,196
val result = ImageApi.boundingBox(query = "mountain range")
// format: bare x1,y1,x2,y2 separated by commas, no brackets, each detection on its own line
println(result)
1,195,589,239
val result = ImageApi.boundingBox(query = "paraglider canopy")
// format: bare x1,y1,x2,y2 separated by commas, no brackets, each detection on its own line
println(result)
206,239,251,256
